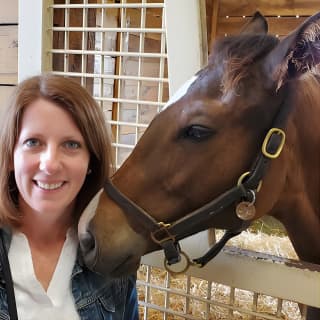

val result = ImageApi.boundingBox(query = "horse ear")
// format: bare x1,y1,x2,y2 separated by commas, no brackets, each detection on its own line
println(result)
240,12,268,35
264,11,320,89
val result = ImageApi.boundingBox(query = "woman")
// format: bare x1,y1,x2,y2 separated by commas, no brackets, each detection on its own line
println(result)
0,74,139,319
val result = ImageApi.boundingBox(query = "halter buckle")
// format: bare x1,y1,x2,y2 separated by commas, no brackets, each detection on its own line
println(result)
150,222,175,245
262,128,285,159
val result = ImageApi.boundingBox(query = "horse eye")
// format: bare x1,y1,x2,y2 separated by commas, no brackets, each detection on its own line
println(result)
182,125,214,141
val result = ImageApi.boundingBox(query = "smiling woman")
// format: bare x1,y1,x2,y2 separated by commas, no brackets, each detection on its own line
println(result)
13,98,90,226
0,74,139,320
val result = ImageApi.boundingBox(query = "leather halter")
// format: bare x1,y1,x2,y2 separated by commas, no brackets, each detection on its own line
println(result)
104,92,291,272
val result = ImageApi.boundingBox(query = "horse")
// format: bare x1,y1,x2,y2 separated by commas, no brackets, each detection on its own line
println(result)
78,12,320,319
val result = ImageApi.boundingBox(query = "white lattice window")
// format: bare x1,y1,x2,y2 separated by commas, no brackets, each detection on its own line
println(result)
19,0,205,168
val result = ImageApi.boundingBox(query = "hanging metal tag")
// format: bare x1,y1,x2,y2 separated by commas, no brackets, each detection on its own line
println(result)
236,201,256,220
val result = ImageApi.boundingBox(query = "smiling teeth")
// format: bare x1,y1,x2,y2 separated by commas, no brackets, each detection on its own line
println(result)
37,181,63,190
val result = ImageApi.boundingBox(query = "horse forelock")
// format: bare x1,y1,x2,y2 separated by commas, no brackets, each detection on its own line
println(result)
209,34,279,95
161,35,280,112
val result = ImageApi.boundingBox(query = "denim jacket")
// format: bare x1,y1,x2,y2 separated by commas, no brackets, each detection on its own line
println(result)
0,229,139,320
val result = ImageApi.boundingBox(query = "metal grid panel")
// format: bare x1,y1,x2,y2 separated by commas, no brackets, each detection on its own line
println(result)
139,233,320,320
49,0,168,168
137,265,304,320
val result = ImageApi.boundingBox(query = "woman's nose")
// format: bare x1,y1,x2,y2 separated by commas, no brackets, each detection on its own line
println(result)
39,147,61,174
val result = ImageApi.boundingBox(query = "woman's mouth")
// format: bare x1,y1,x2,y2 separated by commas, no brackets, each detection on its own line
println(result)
35,181,64,190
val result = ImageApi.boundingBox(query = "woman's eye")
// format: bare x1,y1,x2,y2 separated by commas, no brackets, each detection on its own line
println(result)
65,141,81,149
182,125,214,141
24,138,40,148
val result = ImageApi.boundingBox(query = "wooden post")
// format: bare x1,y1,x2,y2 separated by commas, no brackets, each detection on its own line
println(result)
209,0,220,52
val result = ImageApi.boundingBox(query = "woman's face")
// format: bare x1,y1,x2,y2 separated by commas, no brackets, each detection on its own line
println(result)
13,98,90,220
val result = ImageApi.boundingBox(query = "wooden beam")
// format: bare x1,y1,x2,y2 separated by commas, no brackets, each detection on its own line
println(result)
217,0,319,17
52,1,64,72
0,0,18,23
0,25,18,85
216,16,308,37
209,0,220,51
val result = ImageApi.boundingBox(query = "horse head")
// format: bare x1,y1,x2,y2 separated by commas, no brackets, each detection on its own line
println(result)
78,12,320,278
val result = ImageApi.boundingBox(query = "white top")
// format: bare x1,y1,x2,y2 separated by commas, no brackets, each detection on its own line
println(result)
8,229,80,320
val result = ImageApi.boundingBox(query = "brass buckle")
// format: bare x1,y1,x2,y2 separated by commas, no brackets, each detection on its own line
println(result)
262,128,285,159
150,222,175,245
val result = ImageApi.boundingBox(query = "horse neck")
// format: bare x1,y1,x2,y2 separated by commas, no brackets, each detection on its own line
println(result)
269,74,320,263
289,74,320,180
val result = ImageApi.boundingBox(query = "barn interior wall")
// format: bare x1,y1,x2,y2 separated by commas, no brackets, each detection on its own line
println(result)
206,0,319,51
0,0,18,116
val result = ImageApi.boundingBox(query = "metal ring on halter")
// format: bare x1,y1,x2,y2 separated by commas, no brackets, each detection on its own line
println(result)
247,189,256,204
163,251,192,275
237,171,250,186
237,171,262,192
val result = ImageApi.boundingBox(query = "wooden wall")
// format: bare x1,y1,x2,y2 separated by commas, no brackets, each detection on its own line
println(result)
0,0,18,113
206,0,319,51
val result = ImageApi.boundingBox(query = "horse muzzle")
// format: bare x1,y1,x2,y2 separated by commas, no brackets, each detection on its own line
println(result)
78,189,149,278
79,229,142,277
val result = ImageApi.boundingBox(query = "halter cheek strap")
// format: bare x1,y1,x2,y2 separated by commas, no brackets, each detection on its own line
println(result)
104,179,252,268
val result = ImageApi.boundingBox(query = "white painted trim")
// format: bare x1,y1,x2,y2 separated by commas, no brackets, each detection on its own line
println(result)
164,0,207,96
142,232,320,308
18,0,52,82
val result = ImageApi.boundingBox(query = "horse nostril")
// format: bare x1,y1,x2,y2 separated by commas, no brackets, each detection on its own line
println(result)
79,231,96,254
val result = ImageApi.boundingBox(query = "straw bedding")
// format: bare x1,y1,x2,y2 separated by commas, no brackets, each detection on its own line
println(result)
137,223,302,319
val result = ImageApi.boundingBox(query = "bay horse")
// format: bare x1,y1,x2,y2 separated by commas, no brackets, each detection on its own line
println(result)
79,12,320,319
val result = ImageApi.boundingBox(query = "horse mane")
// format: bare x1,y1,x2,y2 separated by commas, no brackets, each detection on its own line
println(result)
209,35,279,95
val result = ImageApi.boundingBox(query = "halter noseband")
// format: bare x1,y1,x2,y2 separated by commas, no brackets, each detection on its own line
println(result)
104,94,290,273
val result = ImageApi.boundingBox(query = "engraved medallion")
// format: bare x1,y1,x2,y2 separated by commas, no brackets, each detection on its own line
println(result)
236,201,256,220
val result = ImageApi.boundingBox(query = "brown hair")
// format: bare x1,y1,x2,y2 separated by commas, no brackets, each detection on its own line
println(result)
0,73,112,227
